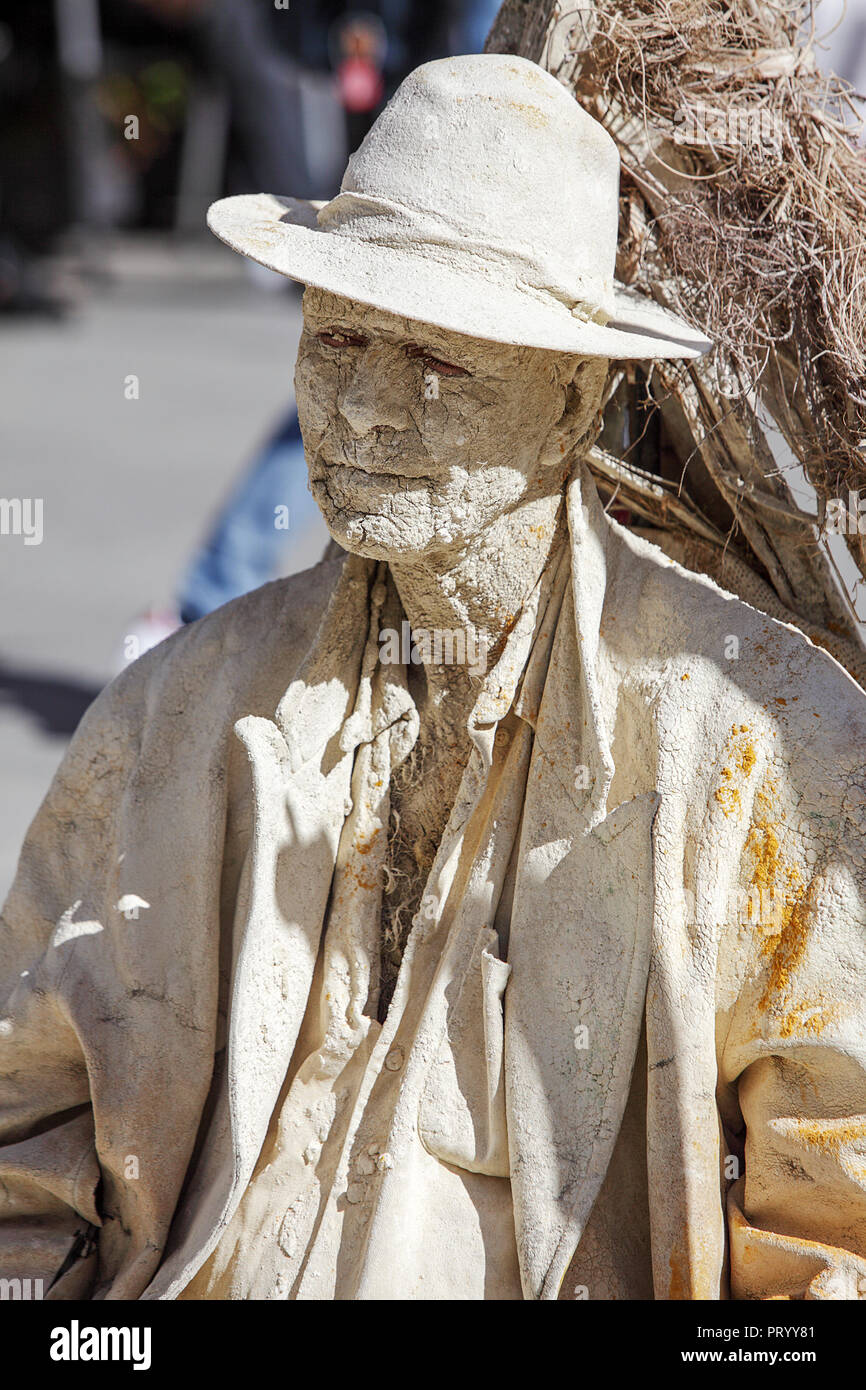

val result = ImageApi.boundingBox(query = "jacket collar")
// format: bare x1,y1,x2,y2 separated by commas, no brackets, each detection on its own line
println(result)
274,549,377,771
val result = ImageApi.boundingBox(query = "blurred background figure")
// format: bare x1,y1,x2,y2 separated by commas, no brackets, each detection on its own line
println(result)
0,0,500,896
0,3,75,314
0,0,498,311
116,0,501,653
331,10,386,152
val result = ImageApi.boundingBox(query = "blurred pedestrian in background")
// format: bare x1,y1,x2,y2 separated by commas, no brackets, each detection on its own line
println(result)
119,0,501,656
0,0,503,670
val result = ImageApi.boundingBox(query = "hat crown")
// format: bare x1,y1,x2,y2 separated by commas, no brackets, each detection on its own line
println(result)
207,53,712,358
328,55,621,321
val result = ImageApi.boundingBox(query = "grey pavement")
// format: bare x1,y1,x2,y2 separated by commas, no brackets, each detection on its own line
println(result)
0,235,308,900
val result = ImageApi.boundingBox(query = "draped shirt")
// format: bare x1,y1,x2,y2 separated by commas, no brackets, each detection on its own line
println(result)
181,530,653,1299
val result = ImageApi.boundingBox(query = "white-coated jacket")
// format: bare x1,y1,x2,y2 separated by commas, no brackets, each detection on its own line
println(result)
3,468,866,1300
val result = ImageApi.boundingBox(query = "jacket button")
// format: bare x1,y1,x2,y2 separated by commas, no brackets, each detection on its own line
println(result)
384,1046,404,1071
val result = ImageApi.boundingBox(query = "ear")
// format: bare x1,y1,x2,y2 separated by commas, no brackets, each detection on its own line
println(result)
540,357,609,467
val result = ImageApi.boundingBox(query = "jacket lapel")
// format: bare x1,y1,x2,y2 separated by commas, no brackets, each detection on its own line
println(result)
506,467,658,1299
227,553,378,1191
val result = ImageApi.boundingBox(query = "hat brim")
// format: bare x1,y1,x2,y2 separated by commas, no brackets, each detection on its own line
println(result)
208,193,712,360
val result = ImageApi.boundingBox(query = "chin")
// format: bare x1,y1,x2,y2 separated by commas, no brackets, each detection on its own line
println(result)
312,486,465,562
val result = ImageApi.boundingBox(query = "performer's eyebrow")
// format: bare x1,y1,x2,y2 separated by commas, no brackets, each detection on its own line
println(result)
404,343,471,377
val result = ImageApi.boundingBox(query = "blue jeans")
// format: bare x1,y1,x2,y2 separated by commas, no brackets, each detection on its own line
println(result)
458,0,503,52
177,408,327,623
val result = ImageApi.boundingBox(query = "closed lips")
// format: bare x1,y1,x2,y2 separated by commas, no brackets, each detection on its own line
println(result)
313,454,433,482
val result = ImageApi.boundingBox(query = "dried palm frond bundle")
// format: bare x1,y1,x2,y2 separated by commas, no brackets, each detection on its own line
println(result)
487,0,866,677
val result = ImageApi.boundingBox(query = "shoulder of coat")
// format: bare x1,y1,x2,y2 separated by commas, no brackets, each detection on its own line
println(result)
604,522,866,738
89,546,352,738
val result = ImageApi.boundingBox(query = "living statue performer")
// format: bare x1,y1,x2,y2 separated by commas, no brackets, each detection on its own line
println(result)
3,56,866,1301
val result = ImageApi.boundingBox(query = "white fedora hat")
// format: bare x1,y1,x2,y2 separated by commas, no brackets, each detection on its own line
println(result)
208,54,712,360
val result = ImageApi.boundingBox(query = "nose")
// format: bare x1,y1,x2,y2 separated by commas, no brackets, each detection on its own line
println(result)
337,345,413,436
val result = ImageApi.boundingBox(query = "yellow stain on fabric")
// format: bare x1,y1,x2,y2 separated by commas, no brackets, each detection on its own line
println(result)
743,778,828,1033
713,724,756,818
785,1116,866,1159
777,1000,838,1040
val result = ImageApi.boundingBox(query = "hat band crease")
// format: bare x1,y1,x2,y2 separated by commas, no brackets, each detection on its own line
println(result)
315,189,614,327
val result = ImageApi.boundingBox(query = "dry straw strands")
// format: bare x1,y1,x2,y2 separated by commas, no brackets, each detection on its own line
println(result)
487,0,866,674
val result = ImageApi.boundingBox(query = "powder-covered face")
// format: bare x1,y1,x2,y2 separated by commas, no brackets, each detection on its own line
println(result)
295,286,608,560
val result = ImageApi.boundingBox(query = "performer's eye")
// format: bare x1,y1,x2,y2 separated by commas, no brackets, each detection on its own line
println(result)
405,344,470,377
317,330,368,348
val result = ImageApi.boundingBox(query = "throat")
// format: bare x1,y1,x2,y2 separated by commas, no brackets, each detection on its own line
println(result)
387,490,566,693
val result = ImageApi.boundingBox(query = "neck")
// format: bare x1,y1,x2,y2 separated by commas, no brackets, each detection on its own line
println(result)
388,488,565,715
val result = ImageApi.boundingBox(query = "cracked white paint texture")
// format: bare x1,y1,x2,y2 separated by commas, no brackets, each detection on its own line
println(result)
3,50,866,1303
2,467,866,1298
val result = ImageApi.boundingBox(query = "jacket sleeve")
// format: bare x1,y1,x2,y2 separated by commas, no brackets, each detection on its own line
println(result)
0,671,140,1298
724,845,866,1300
728,1053,866,1300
